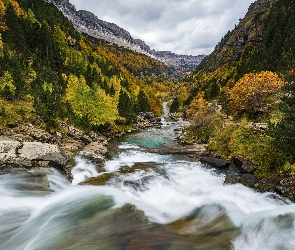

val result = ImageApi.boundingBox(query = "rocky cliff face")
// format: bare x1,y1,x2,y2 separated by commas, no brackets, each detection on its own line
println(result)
46,0,205,70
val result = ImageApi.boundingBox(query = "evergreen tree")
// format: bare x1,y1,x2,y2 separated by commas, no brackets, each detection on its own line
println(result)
170,97,180,113
137,90,150,112
118,89,134,122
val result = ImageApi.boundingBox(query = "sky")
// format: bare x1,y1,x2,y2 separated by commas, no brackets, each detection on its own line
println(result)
70,0,255,56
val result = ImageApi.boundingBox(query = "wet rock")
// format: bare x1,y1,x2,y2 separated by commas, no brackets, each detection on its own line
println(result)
232,156,257,174
224,173,240,184
149,144,208,155
81,172,113,186
200,156,231,169
240,174,260,186
228,164,241,175
276,177,295,200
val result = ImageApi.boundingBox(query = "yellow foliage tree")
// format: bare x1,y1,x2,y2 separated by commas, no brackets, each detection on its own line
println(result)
229,71,286,116
64,74,118,125
10,0,27,17
186,92,208,125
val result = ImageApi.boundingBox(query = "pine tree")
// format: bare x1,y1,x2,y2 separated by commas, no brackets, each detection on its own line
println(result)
137,90,150,112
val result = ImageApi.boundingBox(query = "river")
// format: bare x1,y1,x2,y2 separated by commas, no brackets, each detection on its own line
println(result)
1,110,295,249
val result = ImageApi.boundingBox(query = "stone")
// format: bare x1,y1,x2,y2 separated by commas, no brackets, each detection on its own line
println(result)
0,140,69,168
18,142,69,167
240,174,260,186
224,174,239,184
83,142,109,156
0,140,22,164
231,156,257,174
200,156,231,169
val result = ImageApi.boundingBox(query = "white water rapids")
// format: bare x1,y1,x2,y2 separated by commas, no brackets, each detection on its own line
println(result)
1,115,295,249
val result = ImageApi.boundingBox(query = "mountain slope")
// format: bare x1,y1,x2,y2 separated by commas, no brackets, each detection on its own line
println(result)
182,0,295,100
47,0,206,74
0,0,176,131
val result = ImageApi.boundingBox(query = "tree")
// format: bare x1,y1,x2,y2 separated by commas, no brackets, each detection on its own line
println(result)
170,97,180,113
137,90,150,112
0,71,15,99
186,92,208,125
229,71,286,117
64,74,118,126
118,89,134,122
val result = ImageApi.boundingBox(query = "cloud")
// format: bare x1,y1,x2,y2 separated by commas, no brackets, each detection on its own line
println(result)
70,0,254,55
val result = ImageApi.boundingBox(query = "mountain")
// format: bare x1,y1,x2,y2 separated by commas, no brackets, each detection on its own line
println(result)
183,0,295,99
46,0,206,74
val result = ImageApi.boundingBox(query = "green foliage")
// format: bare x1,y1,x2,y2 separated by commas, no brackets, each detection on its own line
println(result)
0,71,15,98
0,95,34,126
137,90,150,112
0,0,176,131
170,97,180,113
209,120,288,178
64,74,118,126
269,81,295,160
118,89,135,122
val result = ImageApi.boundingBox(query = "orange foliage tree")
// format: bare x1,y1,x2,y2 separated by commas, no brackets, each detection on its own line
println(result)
229,71,286,116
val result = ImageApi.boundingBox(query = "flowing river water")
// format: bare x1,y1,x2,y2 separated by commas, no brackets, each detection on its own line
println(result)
1,109,295,249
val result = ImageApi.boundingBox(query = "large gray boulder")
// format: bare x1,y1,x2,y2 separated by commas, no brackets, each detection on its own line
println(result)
0,140,69,168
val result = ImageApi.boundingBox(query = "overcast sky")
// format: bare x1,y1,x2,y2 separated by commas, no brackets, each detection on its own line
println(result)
70,0,254,56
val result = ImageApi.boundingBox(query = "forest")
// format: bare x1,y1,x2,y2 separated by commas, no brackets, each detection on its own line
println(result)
0,0,176,133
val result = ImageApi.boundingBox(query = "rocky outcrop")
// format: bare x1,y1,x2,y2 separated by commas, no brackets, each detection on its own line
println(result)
204,0,276,72
256,176,295,201
133,112,162,130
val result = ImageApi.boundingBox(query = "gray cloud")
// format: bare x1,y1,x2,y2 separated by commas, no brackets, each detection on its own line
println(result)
70,0,254,55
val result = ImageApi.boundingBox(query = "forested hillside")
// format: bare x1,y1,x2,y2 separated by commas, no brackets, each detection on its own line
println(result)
181,0,295,101
172,0,295,181
0,0,176,132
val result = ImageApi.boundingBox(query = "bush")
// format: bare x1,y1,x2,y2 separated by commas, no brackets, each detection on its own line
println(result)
209,120,288,178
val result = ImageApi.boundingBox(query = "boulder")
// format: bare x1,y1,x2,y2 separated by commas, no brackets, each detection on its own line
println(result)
200,156,231,169
231,156,257,174
18,142,69,167
0,140,69,168
82,142,109,156
0,140,22,164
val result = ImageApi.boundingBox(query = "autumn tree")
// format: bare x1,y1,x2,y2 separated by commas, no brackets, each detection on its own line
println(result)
64,74,118,126
186,92,208,125
229,71,286,117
